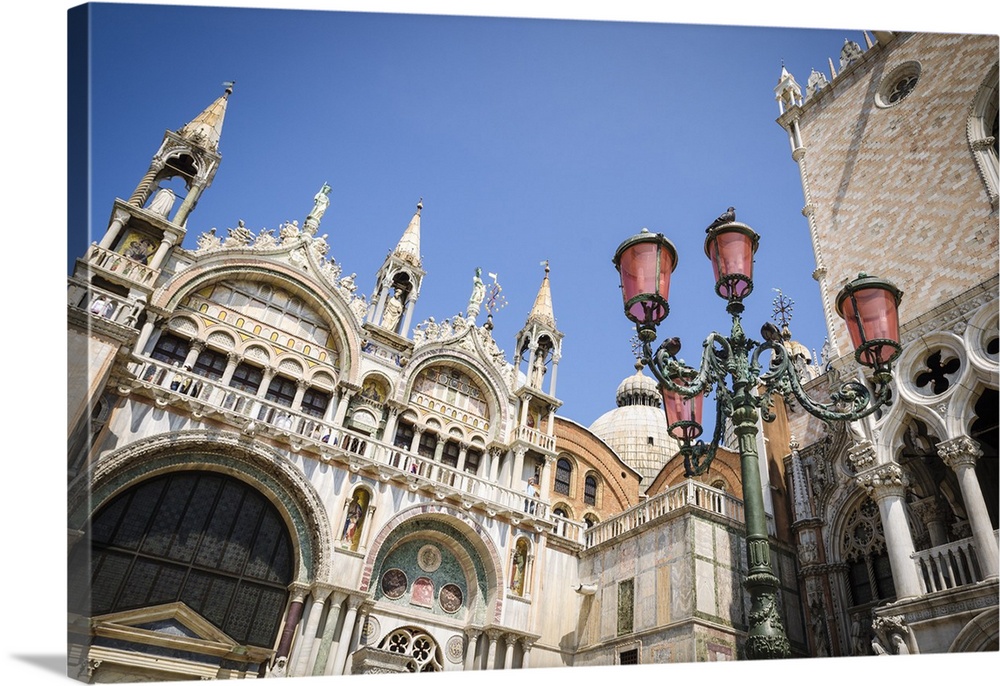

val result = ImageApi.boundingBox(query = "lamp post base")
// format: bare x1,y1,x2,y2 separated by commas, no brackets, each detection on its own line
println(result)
743,584,791,659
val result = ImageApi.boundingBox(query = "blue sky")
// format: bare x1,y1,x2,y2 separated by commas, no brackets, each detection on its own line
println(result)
76,2,886,430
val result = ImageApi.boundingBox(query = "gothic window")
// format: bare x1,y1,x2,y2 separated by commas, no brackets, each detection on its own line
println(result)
584,514,599,528
300,387,331,418
554,458,572,495
411,367,490,420
875,61,921,108
617,578,634,636
584,474,598,506
265,374,297,407
151,333,190,366
841,496,896,607
380,627,442,672
193,347,227,380
968,63,999,201
230,362,263,395
69,471,293,648
914,350,961,395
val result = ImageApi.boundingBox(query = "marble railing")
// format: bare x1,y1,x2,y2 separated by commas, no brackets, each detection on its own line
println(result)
88,243,159,287
912,535,990,594
128,354,549,519
549,513,587,545
584,480,745,547
68,278,143,328
515,425,556,453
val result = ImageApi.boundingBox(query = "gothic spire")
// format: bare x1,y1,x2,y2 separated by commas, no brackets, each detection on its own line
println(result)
177,82,234,152
393,199,422,267
526,260,556,329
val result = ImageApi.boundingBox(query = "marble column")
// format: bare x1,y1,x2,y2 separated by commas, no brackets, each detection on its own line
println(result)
502,634,515,669
97,208,131,250
147,230,179,271
274,583,310,661
182,341,204,370
519,638,534,668
463,629,481,671
313,591,347,676
293,584,334,677
291,379,308,412
256,366,277,399
173,180,204,226
484,629,501,669
134,319,157,355
331,596,362,676
510,447,527,489
333,389,355,427
852,443,922,599
938,436,999,579
219,352,242,386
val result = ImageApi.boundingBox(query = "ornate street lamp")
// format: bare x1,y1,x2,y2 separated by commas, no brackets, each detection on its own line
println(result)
613,220,903,660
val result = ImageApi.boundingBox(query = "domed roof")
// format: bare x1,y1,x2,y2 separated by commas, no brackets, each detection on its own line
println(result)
590,365,681,487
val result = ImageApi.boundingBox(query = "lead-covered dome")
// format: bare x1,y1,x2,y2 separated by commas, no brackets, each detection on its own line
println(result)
589,364,681,487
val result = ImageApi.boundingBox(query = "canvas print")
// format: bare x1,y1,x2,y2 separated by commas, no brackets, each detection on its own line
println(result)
66,2,998,682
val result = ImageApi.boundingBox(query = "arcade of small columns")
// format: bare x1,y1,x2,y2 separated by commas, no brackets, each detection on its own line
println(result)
848,435,999,599
272,585,537,677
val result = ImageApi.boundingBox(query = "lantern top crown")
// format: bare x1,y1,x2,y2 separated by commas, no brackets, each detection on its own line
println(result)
613,228,678,269
834,272,903,317
702,221,760,259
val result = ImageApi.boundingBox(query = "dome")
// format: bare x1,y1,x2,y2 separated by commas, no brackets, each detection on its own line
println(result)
590,366,682,487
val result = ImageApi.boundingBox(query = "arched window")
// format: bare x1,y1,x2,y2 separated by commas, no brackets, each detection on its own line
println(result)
300,387,331,418
584,474,598,506
554,458,572,495
842,497,895,606
230,362,263,394
151,333,190,366
584,514,599,528
265,374,297,407
968,63,999,202
69,472,294,648
193,347,227,380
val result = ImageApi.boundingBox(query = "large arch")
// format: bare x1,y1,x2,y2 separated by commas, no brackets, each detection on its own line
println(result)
68,429,334,584
359,503,505,625
950,608,1000,652
147,258,363,385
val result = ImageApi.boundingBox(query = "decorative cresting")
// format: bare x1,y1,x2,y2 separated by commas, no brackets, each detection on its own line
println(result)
67,429,334,583
359,503,505,625
613,220,903,660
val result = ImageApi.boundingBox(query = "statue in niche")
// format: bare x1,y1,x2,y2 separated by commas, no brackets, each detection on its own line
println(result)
529,349,546,388
467,267,486,319
341,489,370,551
147,187,175,217
382,291,404,332
510,539,528,595
309,182,331,221
265,656,287,678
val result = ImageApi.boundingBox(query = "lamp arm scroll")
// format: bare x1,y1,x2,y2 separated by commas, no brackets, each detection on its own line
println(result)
754,341,892,424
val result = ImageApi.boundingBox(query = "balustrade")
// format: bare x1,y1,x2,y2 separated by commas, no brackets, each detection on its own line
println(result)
88,243,159,286
584,480,745,547
68,279,142,327
515,425,556,453
912,536,987,593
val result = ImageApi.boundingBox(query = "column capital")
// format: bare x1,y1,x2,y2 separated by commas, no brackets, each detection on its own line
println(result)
484,627,504,641
227,351,244,364
856,463,908,500
310,582,335,602
113,208,131,224
288,582,311,602
909,496,948,524
518,637,536,650
502,633,518,648
937,435,983,470
464,626,483,640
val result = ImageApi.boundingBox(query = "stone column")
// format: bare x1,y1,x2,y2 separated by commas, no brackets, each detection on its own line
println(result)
182,341,204,370
510,447,527,489
134,319,157,355
519,394,531,426
538,456,553,495
128,157,165,207
519,638,534,669
852,443,922,599
291,379,309,412
463,628,481,671
333,389,355,427
257,366,277,399
488,447,503,483
314,591,347,676
400,288,419,337
147,229,179,271
331,596,362,676
548,353,560,398
219,352,242,386
502,634,515,669
274,583,310,661
910,496,950,548
456,443,469,472
484,629,501,669
382,407,400,444
292,584,334,677
98,208,131,250
409,426,423,455
173,180,204,226
938,436,999,579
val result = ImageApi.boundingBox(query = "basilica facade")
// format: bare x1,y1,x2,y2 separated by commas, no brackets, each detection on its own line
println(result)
67,28,997,683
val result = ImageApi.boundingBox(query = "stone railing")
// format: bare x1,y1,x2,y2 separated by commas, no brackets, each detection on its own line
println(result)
549,513,586,545
912,536,989,594
515,425,556,453
88,243,159,287
128,354,548,520
584,480,745,548
68,278,143,328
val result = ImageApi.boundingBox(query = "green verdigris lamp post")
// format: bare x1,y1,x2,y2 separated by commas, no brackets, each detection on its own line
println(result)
613,220,903,660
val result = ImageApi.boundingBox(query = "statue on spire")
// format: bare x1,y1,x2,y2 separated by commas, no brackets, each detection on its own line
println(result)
305,182,331,234
467,267,486,320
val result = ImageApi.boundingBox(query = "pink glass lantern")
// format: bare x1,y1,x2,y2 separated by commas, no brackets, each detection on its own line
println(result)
704,223,760,302
836,273,904,367
661,381,704,442
613,229,679,330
